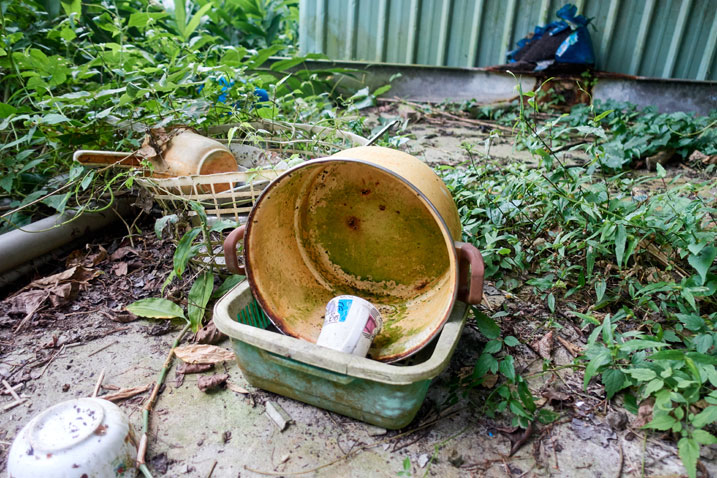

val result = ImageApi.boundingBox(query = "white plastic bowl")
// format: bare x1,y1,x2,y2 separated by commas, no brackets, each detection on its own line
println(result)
7,398,137,478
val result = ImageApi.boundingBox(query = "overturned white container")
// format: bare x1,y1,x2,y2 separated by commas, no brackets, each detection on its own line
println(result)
7,398,137,478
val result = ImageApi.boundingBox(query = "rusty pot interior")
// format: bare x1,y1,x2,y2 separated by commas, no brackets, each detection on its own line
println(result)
245,159,458,362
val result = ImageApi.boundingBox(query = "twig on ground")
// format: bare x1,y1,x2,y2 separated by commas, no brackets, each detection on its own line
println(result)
137,323,191,478
0,381,22,396
615,438,624,478
500,456,512,477
88,341,118,357
92,368,106,398
206,461,217,478
379,97,515,133
2,378,28,411
2,380,21,401
38,344,65,378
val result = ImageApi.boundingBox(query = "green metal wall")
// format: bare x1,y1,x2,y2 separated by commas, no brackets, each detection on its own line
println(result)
299,0,717,81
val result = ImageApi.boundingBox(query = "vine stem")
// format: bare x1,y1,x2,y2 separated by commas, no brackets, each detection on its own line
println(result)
136,322,191,476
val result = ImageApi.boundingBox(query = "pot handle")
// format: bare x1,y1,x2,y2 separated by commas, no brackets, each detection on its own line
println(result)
223,225,246,275
455,242,485,305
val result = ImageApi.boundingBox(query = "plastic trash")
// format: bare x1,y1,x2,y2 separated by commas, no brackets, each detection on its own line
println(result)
506,3,595,72
316,295,383,357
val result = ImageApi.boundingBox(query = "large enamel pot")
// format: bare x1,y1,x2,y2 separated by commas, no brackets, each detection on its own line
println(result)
223,146,484,362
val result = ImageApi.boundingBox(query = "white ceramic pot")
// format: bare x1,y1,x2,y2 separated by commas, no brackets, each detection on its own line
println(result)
7,398,137,478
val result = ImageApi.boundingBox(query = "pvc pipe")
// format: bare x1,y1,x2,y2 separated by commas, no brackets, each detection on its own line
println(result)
0,200,132,276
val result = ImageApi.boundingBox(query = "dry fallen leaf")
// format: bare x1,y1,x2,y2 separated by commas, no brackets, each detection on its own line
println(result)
174,344,235,364
227,382,250,395
530,330,554,360
556,335,583,357
112,262,129,277
482,373,498,388
48,283,75,306
101,384,152,402
497,422,534,456
194,321,226,345
197,374,229,393
110,246,137,261
632,398,655,429
177,363,214,375
541,388,572,405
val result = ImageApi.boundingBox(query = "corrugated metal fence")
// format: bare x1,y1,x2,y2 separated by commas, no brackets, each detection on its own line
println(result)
299,0,717,81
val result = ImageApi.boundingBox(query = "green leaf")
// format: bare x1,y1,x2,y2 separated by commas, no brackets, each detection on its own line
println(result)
595,280,606,303
270,57,307,71
686,352,717,365
692,406,717,428
173,228,202,277
80,170,94,190
473,309,500,339
647,349,685,361
129,12,169,28
655,162,666,178
693,430,717,445
602,368,626,399
677,437,699,478
619,339,669,352
517,378,536,412
499,355,516,383
601,313,613,345
211,274,245,299
509,399,531,419
547,292,555,313
154,214,179,238
210,219,239,233
126,298,185,320
684,357,702,383
583,348,612,388
184,3,212,39
593,109,614,122
41,113,69,125
624,393,639,414
187,272,214,333
644,413,676,430
42,193,70,213
483,339,502,354
644,378,664,396
627,368,657,381
692,335,713,354
537,408,560,424
615,224,627,268
0,102,17,118
248,45,283,69
688,246,717,284
373,84,392,96
473,352,497,379
504,336,520,347
174,0,187,37
676,313,706,332
60,0,81,16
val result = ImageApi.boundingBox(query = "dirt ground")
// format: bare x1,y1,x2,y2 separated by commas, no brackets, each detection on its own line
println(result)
1,107,714,477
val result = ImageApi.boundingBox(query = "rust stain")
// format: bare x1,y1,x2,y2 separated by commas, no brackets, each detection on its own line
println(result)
346,216,360,230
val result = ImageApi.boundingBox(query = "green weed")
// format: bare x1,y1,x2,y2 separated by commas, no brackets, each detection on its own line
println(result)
445,84,716,477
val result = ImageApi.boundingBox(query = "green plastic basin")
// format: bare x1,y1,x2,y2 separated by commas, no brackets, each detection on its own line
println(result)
213,280,467,429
